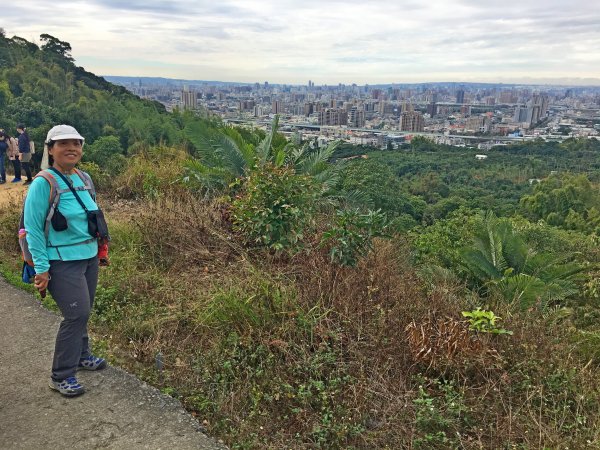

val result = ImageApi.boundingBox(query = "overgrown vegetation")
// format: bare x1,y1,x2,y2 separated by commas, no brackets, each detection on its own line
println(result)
2,33,600,448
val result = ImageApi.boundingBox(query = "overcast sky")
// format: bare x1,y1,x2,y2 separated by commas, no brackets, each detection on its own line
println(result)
3,0,600,85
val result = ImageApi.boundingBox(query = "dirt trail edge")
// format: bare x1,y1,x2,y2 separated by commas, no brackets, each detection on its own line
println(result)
0,276,226,450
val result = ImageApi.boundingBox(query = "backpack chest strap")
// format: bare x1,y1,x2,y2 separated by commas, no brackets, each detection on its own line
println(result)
56,185,92,194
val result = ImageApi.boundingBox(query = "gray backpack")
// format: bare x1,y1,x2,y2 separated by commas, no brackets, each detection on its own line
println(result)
19,168,96,273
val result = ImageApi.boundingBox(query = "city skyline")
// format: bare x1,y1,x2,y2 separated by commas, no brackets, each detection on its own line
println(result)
3,0,600,86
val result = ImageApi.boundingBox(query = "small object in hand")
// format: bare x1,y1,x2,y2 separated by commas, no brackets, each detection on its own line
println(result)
98,242,109,266
22,262,36,284
40,289,46,299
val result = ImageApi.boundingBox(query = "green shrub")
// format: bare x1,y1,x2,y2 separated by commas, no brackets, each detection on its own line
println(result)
411,207,482,272
462,308,513,335
231,164,318,251
114,146,188,199
199,275,296,333
78,161,111,191
412,376,469,449
84,135,126,176
321,208,390,266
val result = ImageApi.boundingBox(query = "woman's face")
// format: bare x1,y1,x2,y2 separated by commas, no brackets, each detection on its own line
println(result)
49,139,83,168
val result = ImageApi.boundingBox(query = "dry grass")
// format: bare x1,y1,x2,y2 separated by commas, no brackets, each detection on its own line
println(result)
112,146,190,199
4,189,599,448
0,199,22,254
405,316,502,379
131,192,243,271
0,182,27,208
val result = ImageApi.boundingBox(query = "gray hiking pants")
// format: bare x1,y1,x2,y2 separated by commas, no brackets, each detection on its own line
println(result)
48,257,99,381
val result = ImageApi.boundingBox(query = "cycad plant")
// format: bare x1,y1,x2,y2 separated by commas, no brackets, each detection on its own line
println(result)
182,115,342,197
459,211,587,309
182,119,256,191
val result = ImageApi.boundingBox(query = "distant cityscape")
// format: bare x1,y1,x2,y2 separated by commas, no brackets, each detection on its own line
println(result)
106,77,600,150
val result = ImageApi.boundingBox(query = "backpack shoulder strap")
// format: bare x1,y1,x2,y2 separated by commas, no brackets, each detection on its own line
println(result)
34,170,60,205
74,168,96,200
32,170,62,238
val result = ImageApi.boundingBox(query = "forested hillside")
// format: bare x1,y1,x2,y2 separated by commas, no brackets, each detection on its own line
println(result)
2,33,600,449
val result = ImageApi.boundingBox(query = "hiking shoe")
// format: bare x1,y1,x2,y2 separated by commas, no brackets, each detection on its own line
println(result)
11,178,22,183
78,355,107,371
49,377,85,397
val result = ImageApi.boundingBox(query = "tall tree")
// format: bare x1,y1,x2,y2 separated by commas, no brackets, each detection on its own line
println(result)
40,34,74,62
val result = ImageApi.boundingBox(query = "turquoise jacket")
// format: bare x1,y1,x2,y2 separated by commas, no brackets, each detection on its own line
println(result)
24,171,98,274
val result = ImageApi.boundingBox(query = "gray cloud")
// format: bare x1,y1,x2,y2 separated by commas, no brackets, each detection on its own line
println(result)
2,0,600,84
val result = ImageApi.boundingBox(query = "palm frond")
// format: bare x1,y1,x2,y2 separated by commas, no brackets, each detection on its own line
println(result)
491,273,547,308
182,159,234,192
419,264,462,293
223,127,256,168
460,248,503,281
215,133,251,177
290,142,310,165
184,122,225,167
321,188,373,210
256,115,279,165
296,141,340,176
501,228,529,272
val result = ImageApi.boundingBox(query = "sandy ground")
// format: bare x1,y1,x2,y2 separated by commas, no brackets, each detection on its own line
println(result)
0,276,226,449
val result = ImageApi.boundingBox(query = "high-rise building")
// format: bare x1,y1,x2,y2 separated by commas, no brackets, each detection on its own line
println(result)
181,88,197,110
466,115,484,132
304,102,315,116
499,91,517,104
401,101,414,113
378,101,387,115
400,111,424,132
272,100,284,114
348,106,365,128
525,94,549,126
318,108,348,126
238,100,255,111
456,89,465,104
426,103,437,117
513,106,528,123
292,105,304,115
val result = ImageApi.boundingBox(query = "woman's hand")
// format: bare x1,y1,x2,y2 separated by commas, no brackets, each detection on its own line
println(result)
34,271,50,292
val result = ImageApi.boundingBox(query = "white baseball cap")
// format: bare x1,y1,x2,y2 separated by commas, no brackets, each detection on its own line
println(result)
45,124,85,144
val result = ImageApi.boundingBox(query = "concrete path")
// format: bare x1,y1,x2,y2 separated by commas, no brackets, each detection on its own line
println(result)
0,276,225,450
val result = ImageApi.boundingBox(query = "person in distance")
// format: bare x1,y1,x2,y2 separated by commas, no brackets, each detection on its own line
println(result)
3,130,21,182
16,124,33,185
0,131,8,184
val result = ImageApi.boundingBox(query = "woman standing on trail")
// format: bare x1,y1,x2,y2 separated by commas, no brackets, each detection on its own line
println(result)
16,124,33,185
25,124,108,397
